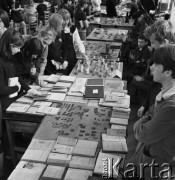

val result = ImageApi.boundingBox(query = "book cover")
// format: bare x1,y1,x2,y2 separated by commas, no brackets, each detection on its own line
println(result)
69,156,96,170
64,168,92,180
45,74,61,83
47,153,72,166
73,140,98,157
21,149,50,163
16,96,33,104
107,129,126,137
6,102,30,113
102,140,128,154
53,82,72,89
52,144,74,155
102,134,126,142
59,75,76,83
8,77,19,98
86,79,104,86
55,136,77,147
36,106,60,116
28,139,55,151
42,165,66,180
110,117,128,126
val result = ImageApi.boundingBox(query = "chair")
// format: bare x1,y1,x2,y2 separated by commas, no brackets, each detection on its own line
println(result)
43,10,50,26
27,13,38,35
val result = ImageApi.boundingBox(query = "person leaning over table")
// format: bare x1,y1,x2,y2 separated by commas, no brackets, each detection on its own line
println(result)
13,37,43,85
131,44,175,180
44,13,69,75
58,8,87,75
0,28,42,177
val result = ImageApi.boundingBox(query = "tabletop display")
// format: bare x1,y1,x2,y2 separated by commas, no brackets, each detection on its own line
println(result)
87,28,128,42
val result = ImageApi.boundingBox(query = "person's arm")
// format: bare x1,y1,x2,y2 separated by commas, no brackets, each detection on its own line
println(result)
134,101,175,145
39,45,48,75
0,65,19,96
73,28,85,54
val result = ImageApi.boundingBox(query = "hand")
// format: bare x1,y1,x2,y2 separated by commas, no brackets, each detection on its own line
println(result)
27,89,42,96
137,106,145,118
30,67,36,75
134,75,143,81
36,76,47,87
16,82,21,92
62,61,68,69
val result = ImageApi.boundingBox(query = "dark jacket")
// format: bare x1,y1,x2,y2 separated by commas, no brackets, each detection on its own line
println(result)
0,57,30,110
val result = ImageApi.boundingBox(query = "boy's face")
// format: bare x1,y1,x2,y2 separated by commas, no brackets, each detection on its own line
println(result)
150,63,170,83
138,38,147,49
150,33,161,50
68,0,72,6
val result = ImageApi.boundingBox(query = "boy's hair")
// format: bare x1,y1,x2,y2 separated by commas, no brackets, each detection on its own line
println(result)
144,19,175,44
138,34,149,42
78,0,87,7
0,28,24,60
153,44,175,78
0,9,10,28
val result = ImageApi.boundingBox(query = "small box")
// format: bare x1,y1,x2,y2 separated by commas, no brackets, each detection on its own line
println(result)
84,79,104,99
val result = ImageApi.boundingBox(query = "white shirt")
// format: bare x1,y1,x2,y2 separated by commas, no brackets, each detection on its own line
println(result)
64,26,85,54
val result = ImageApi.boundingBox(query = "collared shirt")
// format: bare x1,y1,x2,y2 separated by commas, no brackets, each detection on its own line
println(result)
156,83,175,101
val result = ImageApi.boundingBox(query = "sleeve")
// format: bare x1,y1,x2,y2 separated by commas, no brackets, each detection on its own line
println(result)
18,76,30,92
141,48,151,62
0,65,19,96
134,102,175,145
73,28,85,54
39,45,48,75
81,11,87,21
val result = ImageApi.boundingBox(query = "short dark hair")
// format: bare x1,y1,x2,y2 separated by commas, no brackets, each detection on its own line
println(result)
78,0,87,7
153,44,175,78
23,38,43,60
0,28,24,60
138,34,149,42
0,9,10,28
144,19,175,44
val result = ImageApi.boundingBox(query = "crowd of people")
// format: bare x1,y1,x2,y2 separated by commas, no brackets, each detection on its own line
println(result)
0,0,175,179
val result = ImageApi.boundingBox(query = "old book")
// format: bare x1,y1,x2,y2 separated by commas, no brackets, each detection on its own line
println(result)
51,88,68,93
47,92,66,102
102,140,128,154
26,106,45,116
102,134,126,142
42,165,65,180
64,96,88,104
110,117,128,126
6,102,30,113
36,106,60,116
45,74,61,83
8,168,43,180
52,144,74,155
8,77,18,98
47,153,72,166
21,149,50,163
28,139,55,151
16,96,33,104
15,161,46,171
64,168,92,180
59,75,76,83
73,140,98,157
112,110,130,119
32,101,52,107
111,124,127,131
53,82,72,89
107,129,126,137
69,156,96,170
55,136,77,147
105,94,118,102
94,152,121,178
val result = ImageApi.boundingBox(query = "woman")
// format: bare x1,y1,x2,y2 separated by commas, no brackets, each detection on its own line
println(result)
58,8,86,75
0,9,10,38
13,37,43,84
44,13,69,75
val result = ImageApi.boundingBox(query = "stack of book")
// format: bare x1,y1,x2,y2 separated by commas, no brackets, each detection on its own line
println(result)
102,134,128,154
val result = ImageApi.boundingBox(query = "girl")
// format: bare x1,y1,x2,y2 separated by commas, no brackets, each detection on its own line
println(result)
58,8,86,75
0,9,10,38
44,13,69,75
13,37,43,84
